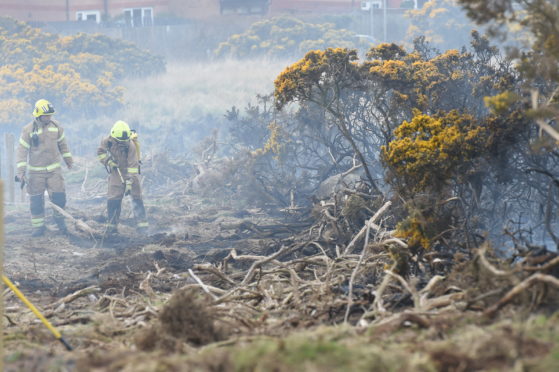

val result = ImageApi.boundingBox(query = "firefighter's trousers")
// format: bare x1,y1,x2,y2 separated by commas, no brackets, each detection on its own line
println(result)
106,172,148,231
27,170,66,231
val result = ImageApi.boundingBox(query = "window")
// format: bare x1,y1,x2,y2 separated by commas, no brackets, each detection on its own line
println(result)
220,0,268,15
361,1,382,10
76,10,101,23
123,7,153,27
143,8,152,26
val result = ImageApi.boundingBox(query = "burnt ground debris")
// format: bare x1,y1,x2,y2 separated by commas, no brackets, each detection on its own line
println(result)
3,155,559,371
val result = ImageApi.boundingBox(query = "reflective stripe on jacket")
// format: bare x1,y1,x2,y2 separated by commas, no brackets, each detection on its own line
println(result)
16,119,72,174
97,136,138,181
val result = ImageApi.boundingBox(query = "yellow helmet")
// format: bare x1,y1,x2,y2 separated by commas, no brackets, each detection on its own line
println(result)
111,120,131,141
32,99,55,117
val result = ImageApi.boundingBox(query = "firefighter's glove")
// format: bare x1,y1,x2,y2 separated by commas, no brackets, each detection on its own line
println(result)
15,174,26,184
65,158,73,169
124,180,132,196
15,174,26,190
107,160,118,169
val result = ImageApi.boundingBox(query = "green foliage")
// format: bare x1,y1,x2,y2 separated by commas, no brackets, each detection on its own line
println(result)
0,16,164,127
215,16,358,59
230,330,419,371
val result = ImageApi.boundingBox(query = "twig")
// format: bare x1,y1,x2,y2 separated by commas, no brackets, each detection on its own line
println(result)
382,237,408,249
523,255,559,272
484,273,559,318
385,271,419,309
323,208,337,222
139,272,156,298
477,243,509,276
343,201,392,255
365,269,394,318
81,164,89,193
418,275,446,309
466,288,503,309
419,275,445,296
47,286,100,310
344,216,372,323
194,263,236,286
240,244,295,286
188,269,218,300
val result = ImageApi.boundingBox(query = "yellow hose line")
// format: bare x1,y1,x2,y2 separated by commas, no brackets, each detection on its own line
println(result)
1,181,4,370
2,275,62,339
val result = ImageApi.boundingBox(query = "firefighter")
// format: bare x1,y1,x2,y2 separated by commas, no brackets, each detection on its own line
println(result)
97,120,148,235
16,99,73,237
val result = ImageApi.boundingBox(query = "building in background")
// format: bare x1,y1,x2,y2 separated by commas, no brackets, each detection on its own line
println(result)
0,0,169,25
168,0,220,19
269,0,425,14
0,0,427,24
218,0,268,15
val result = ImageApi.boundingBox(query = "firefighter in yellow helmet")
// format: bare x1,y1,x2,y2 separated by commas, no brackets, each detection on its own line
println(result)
97,120,148,235
16,99,73,237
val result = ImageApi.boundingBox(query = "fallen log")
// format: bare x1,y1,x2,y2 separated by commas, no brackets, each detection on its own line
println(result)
47,201,97,236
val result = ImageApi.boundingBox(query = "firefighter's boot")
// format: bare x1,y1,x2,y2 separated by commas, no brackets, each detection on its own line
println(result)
132,198,149,235
107,199,122,234
51,192,68,234
31,226,46,237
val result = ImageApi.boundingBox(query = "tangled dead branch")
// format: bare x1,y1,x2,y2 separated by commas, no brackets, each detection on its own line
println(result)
177,196,559,334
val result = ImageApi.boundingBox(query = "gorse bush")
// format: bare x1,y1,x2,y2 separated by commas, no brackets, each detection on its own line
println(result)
381,110,487,195
215,16,358,59
271,33,540,251
0,16,164,127
59,33,165,79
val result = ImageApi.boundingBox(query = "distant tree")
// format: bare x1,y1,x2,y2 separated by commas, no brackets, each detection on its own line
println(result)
457,0,559,90
215,16,360,59
404,0,477,50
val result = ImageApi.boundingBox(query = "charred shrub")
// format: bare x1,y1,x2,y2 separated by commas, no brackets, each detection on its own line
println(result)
136,288,226,351
159,288,225,345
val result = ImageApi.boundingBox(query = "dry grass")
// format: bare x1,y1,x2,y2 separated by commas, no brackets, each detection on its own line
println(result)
120,59,291,127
